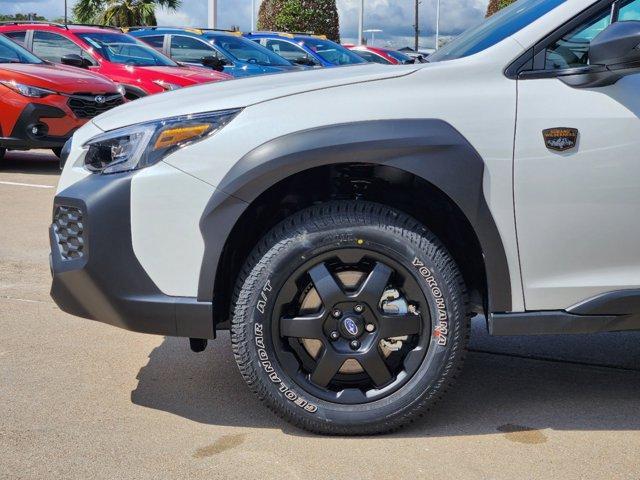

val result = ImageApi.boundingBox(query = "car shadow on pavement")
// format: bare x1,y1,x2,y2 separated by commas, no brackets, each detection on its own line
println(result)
131,320,640,438
2,150,60,175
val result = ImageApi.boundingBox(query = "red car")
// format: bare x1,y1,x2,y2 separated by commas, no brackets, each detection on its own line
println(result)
0,22,232,100
344,45,415,65
0,33,124,160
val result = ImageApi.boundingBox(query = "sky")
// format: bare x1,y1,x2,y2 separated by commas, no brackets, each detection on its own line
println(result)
1,0,490,49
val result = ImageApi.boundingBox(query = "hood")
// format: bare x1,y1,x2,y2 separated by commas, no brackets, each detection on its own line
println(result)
0,63,118,94
139,65,232,84
93,63,418,131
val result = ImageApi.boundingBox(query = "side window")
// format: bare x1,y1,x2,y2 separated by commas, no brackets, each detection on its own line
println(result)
141,35,165,51
4,31,27,46
0,41,20,62
545,0,640,70
352,50,390,64
264,39,319,64
618,0,640,20
170,35,220,63
33,31,85,63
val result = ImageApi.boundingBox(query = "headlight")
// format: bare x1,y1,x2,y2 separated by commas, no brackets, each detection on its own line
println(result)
0,80,55,98
116,84,126,96
152,80,182,91
83,109,241,174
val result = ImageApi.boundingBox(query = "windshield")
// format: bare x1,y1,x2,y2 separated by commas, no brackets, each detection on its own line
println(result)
77,32,177,66
0,34,43,64
428,0,566,62
302,38,366,65
208,34,292,66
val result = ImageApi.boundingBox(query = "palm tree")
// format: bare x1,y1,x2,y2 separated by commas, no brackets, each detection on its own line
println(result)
73,0,181,26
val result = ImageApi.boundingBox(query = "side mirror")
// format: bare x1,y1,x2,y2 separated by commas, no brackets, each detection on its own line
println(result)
202,56,226,71
562,21,640,88
61,53,87,68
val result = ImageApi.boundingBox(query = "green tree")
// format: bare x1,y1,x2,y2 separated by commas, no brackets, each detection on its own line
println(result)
72,0,180,27
257,0,340,41
0,13,47,22
486,0,516,17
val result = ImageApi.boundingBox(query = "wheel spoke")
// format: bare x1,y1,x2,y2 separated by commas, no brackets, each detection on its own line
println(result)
280,312,324,339
378,314,422,338
355,262,393,306
308,263,344,306
360,348,393,387
310,348,344,387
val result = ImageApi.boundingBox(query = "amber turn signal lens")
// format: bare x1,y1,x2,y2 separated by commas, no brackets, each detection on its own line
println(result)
153,124,211,150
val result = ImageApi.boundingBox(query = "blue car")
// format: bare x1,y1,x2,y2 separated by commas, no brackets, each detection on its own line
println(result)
244,32,367,67
127,27,301,78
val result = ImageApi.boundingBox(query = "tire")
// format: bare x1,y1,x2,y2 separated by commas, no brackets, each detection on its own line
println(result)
52,148,62,158
0,148,5,161
231,201,470,435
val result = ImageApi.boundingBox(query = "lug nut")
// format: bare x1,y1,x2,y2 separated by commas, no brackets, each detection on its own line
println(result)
354,304,364,313
332,309,342,318
365,323,375,332
350,340,360,350
330,331,340,340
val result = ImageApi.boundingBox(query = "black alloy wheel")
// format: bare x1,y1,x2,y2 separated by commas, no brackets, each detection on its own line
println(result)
231,201,469,435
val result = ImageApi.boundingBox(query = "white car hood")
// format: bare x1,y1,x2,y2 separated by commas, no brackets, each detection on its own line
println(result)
92,63,419,131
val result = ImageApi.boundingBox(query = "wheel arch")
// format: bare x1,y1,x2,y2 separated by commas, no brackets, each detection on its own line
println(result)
198,119,512,325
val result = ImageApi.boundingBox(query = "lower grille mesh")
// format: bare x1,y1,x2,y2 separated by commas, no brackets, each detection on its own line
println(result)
53,206,85,260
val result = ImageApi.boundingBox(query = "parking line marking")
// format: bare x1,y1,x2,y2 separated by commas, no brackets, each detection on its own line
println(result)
0,181,54,189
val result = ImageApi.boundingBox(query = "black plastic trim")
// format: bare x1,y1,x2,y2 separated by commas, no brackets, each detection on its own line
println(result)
490,289,640,335
568,289,640,315
198,119,513,314
2,103,72,150
50,172,214,339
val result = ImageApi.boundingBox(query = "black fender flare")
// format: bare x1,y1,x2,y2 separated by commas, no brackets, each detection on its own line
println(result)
198,119,512,313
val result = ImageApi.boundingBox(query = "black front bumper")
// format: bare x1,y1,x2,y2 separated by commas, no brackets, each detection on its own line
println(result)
1,104,74,150
49,172,214,339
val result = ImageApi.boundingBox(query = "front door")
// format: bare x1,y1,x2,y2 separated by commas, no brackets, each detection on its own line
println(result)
514,0,640,310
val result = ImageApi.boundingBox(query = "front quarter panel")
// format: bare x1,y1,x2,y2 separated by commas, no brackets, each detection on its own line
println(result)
158,43,524,311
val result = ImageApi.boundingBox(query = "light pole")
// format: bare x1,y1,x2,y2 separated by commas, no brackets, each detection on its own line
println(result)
64,0,67,24
364,29,382,46
208,0,218,29
251,0,256,31
358,0,364,45
435,0,441,49
414,0,420,51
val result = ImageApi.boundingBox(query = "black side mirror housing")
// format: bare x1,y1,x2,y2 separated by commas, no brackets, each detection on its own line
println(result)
202,56,226,71
61,53,87,68
562,20,640,88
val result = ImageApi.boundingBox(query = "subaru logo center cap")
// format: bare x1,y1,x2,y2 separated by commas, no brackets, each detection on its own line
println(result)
342,317,360,338
95,95,106,104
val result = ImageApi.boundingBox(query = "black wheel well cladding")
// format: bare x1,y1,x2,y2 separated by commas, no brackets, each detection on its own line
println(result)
214,163,486,325
199,119,512,328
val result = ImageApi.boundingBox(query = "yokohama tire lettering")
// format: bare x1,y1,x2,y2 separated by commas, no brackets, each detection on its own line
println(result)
412,257,449,346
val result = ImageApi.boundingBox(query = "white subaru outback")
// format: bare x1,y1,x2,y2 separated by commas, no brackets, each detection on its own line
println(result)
50,0,640,434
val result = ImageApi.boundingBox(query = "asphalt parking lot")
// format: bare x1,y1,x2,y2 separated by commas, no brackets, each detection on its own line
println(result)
1,150,639,480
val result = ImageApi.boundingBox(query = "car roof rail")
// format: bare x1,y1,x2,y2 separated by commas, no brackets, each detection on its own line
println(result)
67,23,122,30
0,21,69,29
195,27,242,33
124,26,242,35
247,30,326,39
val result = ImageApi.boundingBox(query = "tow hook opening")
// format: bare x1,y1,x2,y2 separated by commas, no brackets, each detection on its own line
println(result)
189,338,208,353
